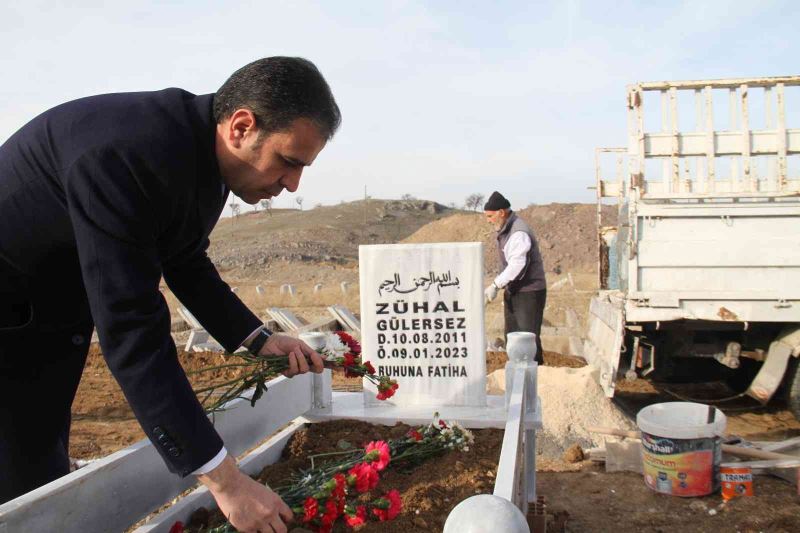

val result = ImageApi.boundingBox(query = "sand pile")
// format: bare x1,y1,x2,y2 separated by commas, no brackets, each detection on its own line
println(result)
487,365,636,458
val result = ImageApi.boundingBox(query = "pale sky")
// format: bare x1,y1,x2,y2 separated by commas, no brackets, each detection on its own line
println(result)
1,1,798,215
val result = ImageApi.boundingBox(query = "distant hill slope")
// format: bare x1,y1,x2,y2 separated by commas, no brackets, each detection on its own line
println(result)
403,203,617,275
208,199,453,275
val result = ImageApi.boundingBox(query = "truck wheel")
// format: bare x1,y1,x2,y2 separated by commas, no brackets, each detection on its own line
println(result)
788,358,800,422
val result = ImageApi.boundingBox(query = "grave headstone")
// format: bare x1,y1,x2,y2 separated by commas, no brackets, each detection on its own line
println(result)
280,284,296,296
359,243,486,407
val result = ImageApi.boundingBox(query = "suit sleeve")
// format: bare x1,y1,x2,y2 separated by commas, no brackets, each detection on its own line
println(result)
162,241,262,351
64,148,223,476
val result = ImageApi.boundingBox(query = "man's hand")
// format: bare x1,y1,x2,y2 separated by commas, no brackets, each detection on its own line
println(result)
260,333,324,377
484,283,499,304
198,455,292,533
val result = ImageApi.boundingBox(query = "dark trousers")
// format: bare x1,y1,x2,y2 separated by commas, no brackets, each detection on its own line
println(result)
0,271,93,504
504,288,546,364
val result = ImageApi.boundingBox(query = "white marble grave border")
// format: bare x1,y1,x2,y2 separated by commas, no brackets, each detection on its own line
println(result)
1,362,541,532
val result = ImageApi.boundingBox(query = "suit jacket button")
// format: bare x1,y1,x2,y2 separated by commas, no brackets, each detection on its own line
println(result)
168,446,181,457
153,426,165,437
71,334,85,345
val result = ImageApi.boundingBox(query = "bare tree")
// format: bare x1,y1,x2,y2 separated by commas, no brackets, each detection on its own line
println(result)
260,198,272,216
229,199,241,218
465,193,485,211
295,196,304,210
401,193,415,201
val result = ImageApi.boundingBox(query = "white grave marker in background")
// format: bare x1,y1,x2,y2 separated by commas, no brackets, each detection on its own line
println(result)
359,243,486,407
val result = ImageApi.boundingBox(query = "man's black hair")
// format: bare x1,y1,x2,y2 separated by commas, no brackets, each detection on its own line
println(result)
213,57,341,140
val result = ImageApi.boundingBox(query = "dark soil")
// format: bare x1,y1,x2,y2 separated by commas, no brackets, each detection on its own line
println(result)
539,466,800,533
186,420,504,532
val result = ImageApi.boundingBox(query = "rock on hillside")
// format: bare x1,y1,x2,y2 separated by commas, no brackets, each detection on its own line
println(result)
403,203,617,275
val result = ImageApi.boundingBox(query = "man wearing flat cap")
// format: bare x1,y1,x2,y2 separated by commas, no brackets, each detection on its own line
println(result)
483,191,546,363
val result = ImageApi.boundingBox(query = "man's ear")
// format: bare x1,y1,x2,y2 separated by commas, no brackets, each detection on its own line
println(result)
227,109,258,148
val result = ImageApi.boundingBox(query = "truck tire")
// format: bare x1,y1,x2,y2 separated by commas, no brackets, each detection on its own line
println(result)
788,358,800,422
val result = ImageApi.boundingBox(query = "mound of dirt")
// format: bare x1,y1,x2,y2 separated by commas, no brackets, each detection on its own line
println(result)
403,203,617,275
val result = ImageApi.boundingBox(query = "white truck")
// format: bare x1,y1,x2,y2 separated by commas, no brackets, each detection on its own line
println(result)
583,75,800,420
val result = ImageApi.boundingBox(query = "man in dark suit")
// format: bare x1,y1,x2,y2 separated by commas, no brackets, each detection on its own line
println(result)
0,56,339,533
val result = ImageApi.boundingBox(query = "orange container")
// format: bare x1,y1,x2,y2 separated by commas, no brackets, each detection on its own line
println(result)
720,465,754,501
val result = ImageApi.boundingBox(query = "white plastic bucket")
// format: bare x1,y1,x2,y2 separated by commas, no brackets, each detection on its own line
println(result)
636,402,726,497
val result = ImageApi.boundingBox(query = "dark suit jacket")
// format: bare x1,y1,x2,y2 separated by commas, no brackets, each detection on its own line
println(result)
0,89,263,475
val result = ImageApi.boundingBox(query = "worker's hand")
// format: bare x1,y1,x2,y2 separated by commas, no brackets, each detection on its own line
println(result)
260,333,324,376
484,283,499,304
198,455,293,533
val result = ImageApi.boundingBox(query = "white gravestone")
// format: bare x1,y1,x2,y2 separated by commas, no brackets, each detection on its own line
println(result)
359,243,486,407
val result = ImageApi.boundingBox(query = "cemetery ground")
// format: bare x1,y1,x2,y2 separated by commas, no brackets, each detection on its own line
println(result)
67,201,800,531
72,345,800,532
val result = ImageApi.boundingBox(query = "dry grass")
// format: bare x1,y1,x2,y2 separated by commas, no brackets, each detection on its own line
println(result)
161,281,363,325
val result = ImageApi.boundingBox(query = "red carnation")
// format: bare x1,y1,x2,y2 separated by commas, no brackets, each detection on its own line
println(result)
439,419,448,429
344,505,367,529
377,378,398,400
363,361,376,375
372,490,403,521
407,429,423,442
343,354,360,378
364,440,391,471
321,498,339,526
303,497,319,523
168,522,184,533
386,490,403,519
348,462,380,493
333,473,347,499
336,331,361,354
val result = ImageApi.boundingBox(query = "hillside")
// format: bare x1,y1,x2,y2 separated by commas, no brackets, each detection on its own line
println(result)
403,203,617,275
206,199,615,285
208,199,453,282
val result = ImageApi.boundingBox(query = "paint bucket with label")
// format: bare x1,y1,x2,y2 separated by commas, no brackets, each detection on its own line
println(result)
720,465,754,501
636,402,726,497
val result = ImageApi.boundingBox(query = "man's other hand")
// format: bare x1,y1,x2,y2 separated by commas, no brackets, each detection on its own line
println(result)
484,283,499,304
260,333,324,376
198,455,293,533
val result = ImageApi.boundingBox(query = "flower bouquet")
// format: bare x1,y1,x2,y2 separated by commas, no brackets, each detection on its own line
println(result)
175,414,474,532
190,331,398,414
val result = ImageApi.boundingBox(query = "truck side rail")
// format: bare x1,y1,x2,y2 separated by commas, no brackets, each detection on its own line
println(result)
627,75,800,199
